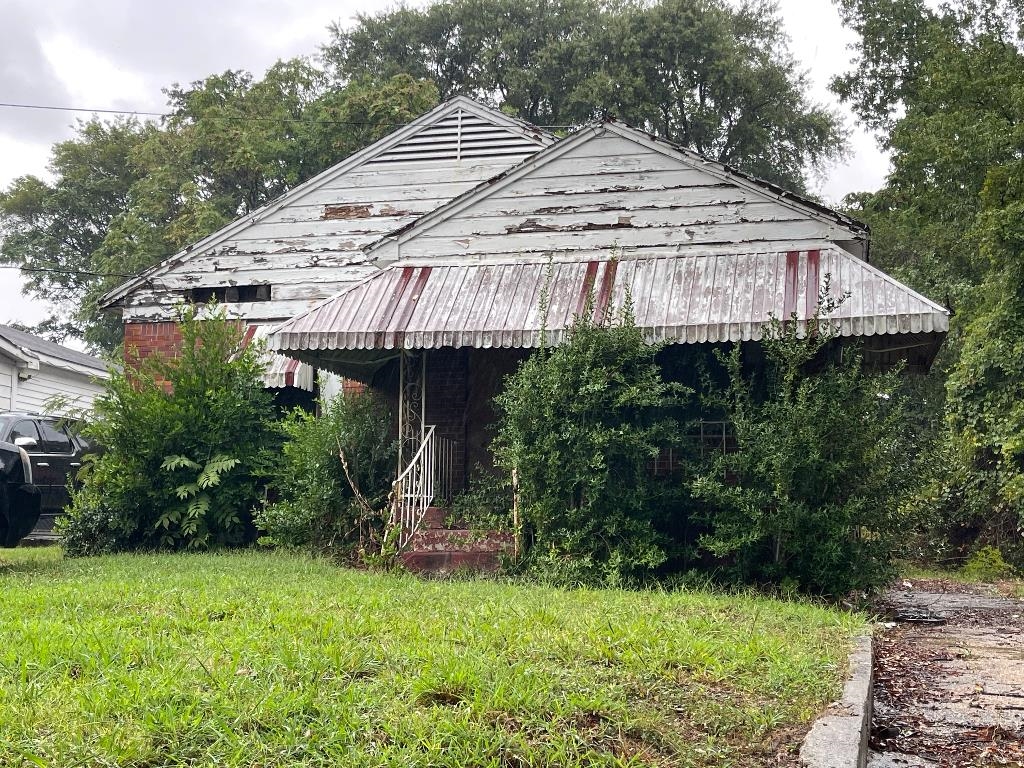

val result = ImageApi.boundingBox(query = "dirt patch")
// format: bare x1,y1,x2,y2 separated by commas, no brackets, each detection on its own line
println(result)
869,582,1024,767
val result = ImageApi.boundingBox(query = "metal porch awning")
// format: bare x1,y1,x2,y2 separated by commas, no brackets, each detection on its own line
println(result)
266,249,949,365
242,324,316,391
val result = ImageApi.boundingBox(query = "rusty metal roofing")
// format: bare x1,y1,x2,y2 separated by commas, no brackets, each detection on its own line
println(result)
267,249,948,354
242,325,315,391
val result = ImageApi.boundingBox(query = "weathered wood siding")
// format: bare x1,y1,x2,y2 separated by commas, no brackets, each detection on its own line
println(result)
119,106,550,323
379,128,866,264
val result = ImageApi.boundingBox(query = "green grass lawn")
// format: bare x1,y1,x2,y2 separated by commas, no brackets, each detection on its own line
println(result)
0,548,863,767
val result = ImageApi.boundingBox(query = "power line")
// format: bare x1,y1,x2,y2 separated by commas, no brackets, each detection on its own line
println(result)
0,100,406,126
0,102,166,119
0,100,575,129
0,264,140,279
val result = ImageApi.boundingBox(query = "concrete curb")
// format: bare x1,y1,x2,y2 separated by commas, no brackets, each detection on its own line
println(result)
799,634,873,768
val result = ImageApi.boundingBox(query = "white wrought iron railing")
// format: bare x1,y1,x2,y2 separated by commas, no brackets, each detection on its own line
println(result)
390,425,456,550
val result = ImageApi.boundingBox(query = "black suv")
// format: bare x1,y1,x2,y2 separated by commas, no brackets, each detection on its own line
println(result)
0,440,41,547
0,413,90,538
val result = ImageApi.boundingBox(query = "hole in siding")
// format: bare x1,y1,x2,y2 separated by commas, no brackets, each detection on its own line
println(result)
185,285,270,304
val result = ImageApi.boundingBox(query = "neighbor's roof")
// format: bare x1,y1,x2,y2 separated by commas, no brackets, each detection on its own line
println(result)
0,325,111,377
267,248,949,354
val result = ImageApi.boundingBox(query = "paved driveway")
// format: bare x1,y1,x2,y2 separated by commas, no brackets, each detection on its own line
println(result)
868,582,1024,767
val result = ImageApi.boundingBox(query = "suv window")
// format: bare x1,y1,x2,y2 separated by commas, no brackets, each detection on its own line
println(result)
9,419,41,446
38,421,73,454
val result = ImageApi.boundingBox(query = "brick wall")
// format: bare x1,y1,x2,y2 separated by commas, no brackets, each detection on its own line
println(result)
123,321,184,363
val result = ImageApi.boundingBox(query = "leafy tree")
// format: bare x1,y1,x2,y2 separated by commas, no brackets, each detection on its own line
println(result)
693,299,915,595
326,0,845,190
834,0,1024,135
0,119,154,348
491,305,687,587
0,63,438,352
835,0,1024,562
943,159,1024,563
838,23,1024,297
59,307,277,555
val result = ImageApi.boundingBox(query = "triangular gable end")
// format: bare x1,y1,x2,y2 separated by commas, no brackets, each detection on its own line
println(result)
367,120,869,265
100,97,555,310
366,106,550,165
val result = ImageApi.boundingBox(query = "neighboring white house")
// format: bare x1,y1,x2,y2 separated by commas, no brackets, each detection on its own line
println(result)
0,325,111,415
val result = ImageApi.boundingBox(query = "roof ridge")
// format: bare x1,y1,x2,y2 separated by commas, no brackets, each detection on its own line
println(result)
0,324,109,371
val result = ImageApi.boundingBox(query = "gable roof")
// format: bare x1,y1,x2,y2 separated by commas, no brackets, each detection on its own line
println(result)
99,96,555,310
0,325,110,377
365,119,868,261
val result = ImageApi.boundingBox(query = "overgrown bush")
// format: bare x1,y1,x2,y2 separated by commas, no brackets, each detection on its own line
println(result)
961,545,1017,582
693,299,915,595
492,307,688,587
255,391,396,559
60,308,277,555
446,470,515,531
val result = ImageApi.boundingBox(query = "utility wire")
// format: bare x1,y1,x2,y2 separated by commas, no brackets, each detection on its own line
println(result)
0,264,140,279
0,100,575,129
0,102,166,119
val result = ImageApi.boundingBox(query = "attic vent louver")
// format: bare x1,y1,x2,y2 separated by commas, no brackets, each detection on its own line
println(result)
367,108,542,165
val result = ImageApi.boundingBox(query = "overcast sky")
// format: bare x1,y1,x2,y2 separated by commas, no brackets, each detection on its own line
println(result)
0,0,888,334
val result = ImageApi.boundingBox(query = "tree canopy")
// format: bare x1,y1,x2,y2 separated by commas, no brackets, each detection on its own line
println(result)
835,0,1024,561
0,65,437,351
326,0,845,190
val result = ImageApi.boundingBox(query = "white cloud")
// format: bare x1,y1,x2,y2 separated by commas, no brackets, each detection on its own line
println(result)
42,33,152,112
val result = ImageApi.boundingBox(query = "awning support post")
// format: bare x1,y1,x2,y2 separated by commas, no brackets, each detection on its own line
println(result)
398,349,427,474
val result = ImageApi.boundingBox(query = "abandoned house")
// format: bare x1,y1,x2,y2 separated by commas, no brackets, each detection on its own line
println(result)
101,97,948,569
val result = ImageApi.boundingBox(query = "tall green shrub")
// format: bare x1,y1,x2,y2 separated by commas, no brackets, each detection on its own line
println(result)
255,392,396,559
943,160,1024,564
492,308,688,587
693,305,914,595
60,308,277,555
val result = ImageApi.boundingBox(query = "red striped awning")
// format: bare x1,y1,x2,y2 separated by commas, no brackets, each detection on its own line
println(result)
242,325,315,390
267,249,949,354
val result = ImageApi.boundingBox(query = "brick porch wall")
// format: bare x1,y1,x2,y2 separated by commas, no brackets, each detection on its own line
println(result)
123,321,184,362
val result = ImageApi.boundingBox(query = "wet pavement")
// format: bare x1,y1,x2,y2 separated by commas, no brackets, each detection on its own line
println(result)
868,584,1024,767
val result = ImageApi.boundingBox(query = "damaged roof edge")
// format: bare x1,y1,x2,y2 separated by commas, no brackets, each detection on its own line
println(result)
98,96,557,311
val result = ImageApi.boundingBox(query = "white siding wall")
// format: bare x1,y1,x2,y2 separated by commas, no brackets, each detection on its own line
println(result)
15,365,105,414
0,361,13,411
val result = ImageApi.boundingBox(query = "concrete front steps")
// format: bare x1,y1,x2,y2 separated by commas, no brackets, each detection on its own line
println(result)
399,507,513,574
